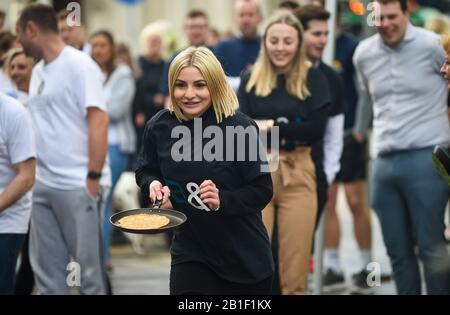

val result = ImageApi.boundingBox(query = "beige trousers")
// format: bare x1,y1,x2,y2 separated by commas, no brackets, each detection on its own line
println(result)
263,147,317,295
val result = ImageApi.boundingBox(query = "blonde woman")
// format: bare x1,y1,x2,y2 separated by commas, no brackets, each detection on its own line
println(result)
6,48,35,103
425,15,450,36
238,12,331,295
135,46,274,294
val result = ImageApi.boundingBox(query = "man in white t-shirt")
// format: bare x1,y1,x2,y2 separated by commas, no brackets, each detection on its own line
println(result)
16,3,109,295
0,93,36,294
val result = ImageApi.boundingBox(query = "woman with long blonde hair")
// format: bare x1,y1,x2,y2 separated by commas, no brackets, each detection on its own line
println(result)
238,12,331,294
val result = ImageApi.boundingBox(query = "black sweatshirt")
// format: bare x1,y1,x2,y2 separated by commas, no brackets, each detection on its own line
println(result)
237,67,331,150
135,107,274,284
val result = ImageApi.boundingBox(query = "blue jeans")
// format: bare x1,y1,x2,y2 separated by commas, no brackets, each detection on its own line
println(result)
371,147,450,294
0,234,26,294
102,145,129,263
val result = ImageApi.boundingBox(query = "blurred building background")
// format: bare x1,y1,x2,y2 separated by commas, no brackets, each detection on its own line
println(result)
1,0,306,56
2,0,450,58
2,0,450,56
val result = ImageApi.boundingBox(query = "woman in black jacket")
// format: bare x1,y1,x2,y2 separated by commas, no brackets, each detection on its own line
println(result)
135,46,274,295
238,12,331,295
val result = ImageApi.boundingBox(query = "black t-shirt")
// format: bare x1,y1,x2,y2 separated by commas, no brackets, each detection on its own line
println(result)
311,62,345,184
317,62,344,117
237,67,331,151
135,107,274,284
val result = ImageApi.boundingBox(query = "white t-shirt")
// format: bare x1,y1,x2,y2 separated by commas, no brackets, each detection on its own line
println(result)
28,46,111,189
0,94,36,234
0,70,18,97
323,114,344,184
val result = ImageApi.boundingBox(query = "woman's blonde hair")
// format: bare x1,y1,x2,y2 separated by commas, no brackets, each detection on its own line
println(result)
246,12,311,100
6,48,36,77
425,15,450,36
168,46,238,123
441,33,450,54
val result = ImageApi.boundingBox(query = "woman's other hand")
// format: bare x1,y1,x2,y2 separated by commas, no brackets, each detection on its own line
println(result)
200,180,220,211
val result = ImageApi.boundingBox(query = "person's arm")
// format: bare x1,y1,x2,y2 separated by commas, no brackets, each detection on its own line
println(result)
277,105,330,144
352,49,373,141
323,114,344,185
135,116,165,199
352,93,372,142
107,72,136,123
0,158,35,213
86,107,109,198
218,174,273,217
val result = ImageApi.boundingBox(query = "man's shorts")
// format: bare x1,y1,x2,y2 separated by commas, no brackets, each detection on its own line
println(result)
335,134,367,183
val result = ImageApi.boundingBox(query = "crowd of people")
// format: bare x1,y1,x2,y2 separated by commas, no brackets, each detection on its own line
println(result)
0,0,449,295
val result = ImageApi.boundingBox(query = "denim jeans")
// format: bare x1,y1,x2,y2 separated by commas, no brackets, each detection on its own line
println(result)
0,233,26,294
371,147,450,294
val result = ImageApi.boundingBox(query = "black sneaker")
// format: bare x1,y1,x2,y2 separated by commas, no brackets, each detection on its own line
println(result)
322,269,346,293
350,269,374,295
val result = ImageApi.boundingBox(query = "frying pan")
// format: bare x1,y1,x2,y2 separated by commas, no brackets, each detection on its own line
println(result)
432,144,450,185
110,200,187,235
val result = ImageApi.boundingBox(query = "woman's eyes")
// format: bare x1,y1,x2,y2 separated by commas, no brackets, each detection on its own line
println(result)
270,39,293,45
174,82,207,88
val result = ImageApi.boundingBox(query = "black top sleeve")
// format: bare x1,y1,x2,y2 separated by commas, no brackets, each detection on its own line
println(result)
277,105,330,143
331,72,345,117
319,62,345,117
219,173,272,217
135,112,166,198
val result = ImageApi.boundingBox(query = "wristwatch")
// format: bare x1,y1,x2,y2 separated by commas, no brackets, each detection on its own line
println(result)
87,170,102,180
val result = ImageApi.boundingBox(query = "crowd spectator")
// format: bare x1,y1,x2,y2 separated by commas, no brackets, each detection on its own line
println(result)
353,0,450,295
238,12,331,294
17,3,109,294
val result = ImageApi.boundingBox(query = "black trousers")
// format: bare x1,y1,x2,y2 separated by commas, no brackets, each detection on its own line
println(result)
170,262,273,295
14,231,34,295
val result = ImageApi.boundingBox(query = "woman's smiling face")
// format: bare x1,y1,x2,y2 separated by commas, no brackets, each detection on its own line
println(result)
173,66,212,119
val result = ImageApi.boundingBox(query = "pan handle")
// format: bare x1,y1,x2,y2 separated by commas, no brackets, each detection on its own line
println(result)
153,198,162,209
